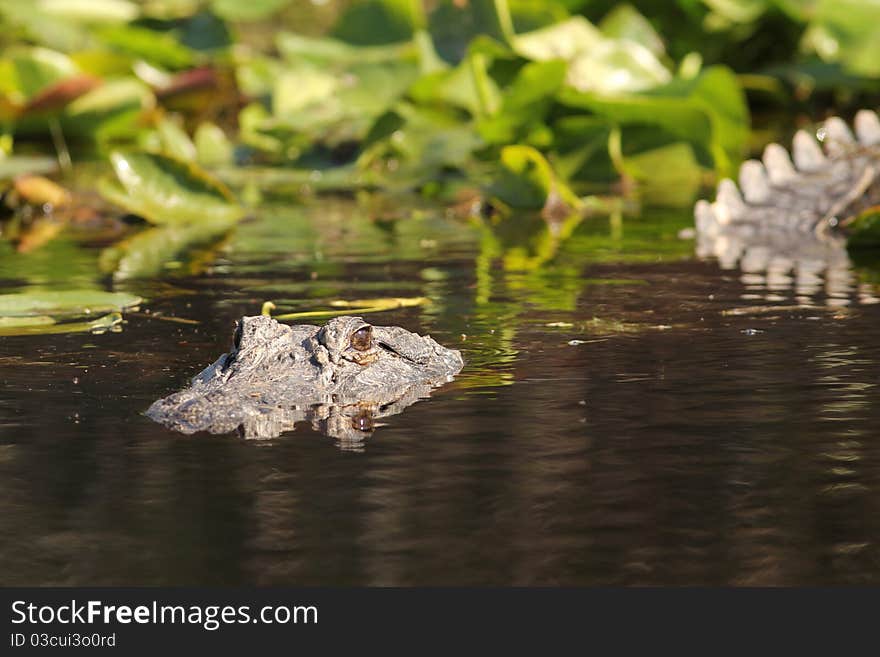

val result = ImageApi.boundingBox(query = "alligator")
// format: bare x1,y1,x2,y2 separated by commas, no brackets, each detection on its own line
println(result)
694,109,880,289
147,315,464,445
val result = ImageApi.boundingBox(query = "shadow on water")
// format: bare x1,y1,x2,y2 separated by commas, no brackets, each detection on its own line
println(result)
2,198,880,584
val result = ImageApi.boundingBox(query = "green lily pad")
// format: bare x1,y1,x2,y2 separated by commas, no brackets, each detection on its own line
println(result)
99,150,246,226
0,290,140,336
0,312,123,336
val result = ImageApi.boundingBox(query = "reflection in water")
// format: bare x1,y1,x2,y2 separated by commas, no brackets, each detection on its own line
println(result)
695,207,880,307
2,202,880,585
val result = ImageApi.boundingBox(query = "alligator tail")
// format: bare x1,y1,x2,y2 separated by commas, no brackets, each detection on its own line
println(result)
695,110,880,240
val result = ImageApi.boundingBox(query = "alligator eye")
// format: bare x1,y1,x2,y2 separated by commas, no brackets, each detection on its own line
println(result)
350,325,373,351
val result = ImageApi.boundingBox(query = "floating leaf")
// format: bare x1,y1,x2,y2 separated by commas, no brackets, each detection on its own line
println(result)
0,290,141,317
99,150,245,225
268,296,430,320
0,312,123,336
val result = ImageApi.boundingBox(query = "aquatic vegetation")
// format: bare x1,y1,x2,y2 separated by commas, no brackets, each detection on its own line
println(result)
0,289,139,335
0,0,879,325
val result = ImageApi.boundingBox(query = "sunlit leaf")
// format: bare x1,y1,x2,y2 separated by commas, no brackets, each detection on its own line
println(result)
489,144,580,212
155,118,197,161
95,24,195,70
0,311,123,336
194,122,233,167
210,0,290,21
558,65,747,176
8,47,79,102
599,4,666,57
267,296,430,320
36,0,139,23
99,150,245,225
61,78,154,139
0,289,141,317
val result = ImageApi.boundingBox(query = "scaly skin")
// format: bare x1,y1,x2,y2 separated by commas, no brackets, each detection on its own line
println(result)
147,315,464,445
694,110,880,275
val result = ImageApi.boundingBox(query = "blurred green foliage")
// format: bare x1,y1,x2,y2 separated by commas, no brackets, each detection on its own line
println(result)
2,0,878,219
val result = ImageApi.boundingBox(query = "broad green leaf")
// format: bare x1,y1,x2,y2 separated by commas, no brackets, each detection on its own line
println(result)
0,289,141,317
489,144,580,211
332,0,423,45
275,32,415,66
371,104,484,178
478,59,566,144
0,312,123,336
514,16,604,61
210,0,290,21
514,15,670,94
155,118,197,161
95,25,195,69
558,65,748,176
409,52,501,117
599,4,666,57
61,78,154,140
99,150,245,225
566,39,671,94
267,59,419,146
802,0,880,77
36,0,139,23
621,141,702,207
272,65,338,116
194,122,233,167
8,47,79,101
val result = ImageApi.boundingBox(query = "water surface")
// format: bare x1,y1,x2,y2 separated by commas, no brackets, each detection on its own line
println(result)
2,201,879,585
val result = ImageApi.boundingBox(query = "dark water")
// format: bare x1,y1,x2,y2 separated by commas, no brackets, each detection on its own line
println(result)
2,201,880,585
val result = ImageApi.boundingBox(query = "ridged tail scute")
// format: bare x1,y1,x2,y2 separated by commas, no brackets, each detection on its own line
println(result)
695,110,880,252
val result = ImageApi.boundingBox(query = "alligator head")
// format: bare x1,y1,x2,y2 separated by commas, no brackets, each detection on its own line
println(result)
146,315,464,446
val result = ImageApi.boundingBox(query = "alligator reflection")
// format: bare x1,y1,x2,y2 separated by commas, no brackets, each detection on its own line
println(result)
696,222,880,307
